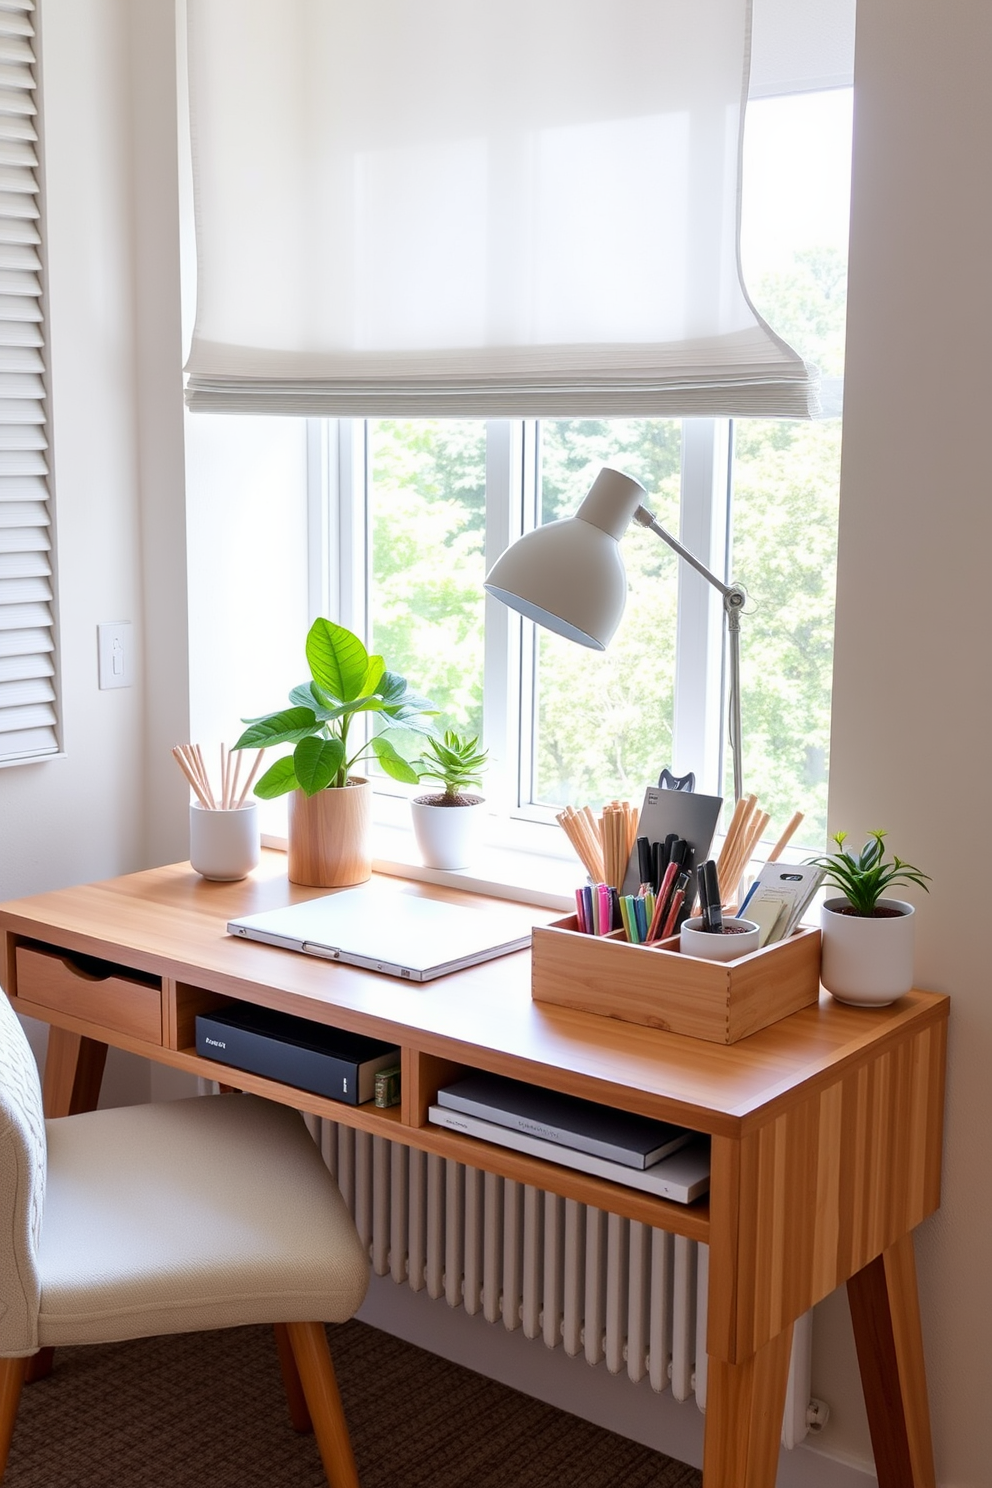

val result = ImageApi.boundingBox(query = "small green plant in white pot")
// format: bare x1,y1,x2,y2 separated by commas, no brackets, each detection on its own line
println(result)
805,830,930,1005
410,730,489,870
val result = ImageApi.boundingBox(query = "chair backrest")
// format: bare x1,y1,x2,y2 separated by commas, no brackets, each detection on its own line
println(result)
0,991,46,1354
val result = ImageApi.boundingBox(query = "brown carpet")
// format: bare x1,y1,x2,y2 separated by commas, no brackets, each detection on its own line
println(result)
5,1319,702,1488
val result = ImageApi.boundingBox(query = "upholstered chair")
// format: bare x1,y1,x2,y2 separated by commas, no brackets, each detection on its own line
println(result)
0,990,369,1487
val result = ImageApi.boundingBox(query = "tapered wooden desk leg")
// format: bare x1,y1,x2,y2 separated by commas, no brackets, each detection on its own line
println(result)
847,1232,936,1488
702,1322,793,1488
285,1322,359,1488
0,1357,26,1480
23,1349,53,1384
273,1323,313,1433
41,1028,108,1117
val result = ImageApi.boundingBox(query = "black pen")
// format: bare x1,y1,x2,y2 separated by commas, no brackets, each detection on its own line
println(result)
636,836,653,891
698,860,723,933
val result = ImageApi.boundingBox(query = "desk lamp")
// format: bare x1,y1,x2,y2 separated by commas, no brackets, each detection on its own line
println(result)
483,466,747,802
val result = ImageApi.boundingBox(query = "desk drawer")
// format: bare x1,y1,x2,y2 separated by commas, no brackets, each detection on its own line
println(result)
16,944,163,1045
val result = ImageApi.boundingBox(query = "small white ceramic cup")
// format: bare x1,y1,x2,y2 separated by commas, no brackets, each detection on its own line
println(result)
680,916,760,961
189,802,260,881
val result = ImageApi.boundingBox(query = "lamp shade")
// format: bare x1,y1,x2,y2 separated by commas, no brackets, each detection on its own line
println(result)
484,469,647,649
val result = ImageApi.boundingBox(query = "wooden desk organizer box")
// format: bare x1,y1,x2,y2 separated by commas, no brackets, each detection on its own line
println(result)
531,917,821,1044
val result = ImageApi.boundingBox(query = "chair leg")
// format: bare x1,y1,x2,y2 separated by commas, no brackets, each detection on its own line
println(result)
0,1357,26,1481
284,1322,359,1488
273,1324,313,1433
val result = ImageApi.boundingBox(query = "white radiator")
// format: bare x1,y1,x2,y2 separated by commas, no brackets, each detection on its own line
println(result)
303,1116,815,1449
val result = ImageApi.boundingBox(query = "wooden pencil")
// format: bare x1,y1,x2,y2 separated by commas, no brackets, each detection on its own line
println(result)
767,811,804,863
234,749,265,810
172,746,212,809
194,744,217,808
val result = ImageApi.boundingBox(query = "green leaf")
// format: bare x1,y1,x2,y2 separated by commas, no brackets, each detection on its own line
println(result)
412,728,488,794
364,653,386,696
382,691,438,719
253,756,300,799
306,618,369,703
380,713,436,739
806,828,929,915
234,707,318,750
376,670,410,706
288,682,335,720
370,734,419,784
320,695,387,722
293,735,345,795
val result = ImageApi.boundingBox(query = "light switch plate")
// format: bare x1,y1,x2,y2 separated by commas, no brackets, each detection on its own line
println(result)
97,621,133,689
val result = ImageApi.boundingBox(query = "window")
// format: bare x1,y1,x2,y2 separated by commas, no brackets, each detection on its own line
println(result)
307,88,851,854
325,408,836,852
183,11,854,863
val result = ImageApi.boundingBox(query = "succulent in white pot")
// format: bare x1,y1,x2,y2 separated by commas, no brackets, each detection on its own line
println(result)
410,730,488,870
805,830,931,1006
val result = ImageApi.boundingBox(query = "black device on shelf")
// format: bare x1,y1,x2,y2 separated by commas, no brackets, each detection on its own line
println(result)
195,1002,400,1106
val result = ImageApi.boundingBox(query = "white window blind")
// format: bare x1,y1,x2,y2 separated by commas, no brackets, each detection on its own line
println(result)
184,0,818,420
0,0,57,764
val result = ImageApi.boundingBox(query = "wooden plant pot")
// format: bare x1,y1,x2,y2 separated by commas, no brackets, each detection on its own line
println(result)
287,778,371,887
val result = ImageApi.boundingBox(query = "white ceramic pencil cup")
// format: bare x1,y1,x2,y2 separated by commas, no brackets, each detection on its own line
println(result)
680,916,759,962
189,802,260,881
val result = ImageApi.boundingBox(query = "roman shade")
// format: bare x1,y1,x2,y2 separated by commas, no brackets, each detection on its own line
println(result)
184,0,819,419
0,0,57,764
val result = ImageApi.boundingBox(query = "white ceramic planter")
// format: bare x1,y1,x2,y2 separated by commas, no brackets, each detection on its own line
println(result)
820,897,915,1005
189,802,260,881
680,916,759,961
411,795,485,870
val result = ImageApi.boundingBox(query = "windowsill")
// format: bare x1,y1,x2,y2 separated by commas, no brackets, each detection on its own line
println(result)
262,818,579,912
371,819,578,911
260,792,816,916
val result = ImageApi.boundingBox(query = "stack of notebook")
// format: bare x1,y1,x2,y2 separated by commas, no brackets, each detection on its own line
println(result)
429,1070,710,1203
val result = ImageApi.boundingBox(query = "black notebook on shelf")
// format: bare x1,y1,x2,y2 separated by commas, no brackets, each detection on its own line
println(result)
436,1069,691,1170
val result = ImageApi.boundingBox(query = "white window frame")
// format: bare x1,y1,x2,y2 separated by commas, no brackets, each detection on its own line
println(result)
310,416,735,855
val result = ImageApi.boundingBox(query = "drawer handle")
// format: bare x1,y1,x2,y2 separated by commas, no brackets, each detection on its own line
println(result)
57,956,112,983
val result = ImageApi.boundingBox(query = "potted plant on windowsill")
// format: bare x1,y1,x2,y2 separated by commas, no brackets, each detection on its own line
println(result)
233,618,436,887
805,829,931,1005
410,730,489,870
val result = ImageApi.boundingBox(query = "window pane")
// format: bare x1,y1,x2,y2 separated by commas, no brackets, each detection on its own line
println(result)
731,419,839,848
368,419,487,771
531,420,682,808
733,88,851,848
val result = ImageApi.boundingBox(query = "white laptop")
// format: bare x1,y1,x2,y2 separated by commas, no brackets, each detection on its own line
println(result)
227,884,534,982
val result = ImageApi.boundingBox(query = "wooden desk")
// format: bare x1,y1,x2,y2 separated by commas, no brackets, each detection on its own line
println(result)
0,853,947,1488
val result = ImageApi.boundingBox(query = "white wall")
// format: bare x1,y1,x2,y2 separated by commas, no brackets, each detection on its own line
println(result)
184,411,310,842
0,0,142,904
0,0,188,908
4,0,190,1102
810,1,992,1482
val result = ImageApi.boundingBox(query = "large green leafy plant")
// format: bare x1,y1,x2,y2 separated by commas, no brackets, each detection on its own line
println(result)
806,829,930,917
234,618,436,798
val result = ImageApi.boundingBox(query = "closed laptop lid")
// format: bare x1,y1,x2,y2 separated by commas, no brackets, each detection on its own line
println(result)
227,883,534,979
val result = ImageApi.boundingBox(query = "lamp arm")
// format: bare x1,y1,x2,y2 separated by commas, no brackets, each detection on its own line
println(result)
633,505,746,802
633,505,733,597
